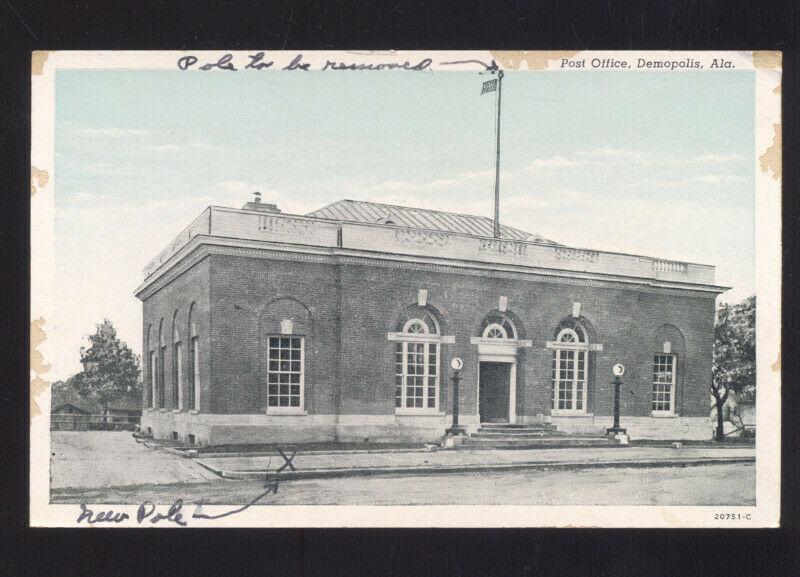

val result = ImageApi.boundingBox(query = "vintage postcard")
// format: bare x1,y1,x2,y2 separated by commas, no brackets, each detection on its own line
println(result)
30,50,781,527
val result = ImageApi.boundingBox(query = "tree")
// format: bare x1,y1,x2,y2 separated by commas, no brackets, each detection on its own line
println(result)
712,296,756,441
74,319,141,419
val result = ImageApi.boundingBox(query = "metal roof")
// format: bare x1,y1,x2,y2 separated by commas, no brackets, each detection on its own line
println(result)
306,199,558,244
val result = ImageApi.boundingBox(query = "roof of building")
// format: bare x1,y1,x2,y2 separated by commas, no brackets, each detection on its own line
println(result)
50,383,141,414
306,199,559,244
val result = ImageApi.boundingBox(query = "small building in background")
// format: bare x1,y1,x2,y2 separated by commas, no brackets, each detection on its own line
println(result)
50,383,140,431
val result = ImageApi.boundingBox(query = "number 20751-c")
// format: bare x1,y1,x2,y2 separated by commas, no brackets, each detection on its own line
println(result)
714,513,752,521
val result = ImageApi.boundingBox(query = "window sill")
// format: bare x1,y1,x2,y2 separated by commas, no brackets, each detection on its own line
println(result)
550,412,594,418
395,410,445,417
158,408,168,413
265,410,308,416
651,412,679,418
189,409,200,415
172,409,181,413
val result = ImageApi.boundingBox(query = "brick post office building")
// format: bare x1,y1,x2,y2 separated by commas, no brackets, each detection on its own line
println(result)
135,197,727,445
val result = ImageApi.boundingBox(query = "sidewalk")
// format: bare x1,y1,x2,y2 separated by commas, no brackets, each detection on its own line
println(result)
195,445,755,480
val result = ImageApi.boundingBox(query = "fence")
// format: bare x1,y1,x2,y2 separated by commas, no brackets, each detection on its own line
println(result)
51,413,140,432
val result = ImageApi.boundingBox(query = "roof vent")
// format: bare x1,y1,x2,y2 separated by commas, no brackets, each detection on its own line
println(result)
242,191,281,213
376,212,397,225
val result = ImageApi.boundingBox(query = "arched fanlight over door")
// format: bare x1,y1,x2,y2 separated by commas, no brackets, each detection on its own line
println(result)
479,313,517,340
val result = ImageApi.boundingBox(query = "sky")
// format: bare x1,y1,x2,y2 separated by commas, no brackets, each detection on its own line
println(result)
53,68,755,380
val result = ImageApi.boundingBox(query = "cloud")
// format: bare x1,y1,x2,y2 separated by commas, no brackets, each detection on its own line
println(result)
575,148,642,159
465,170,494,179
526,155,582,169
505,195,551,209
693,153,746,164
351,178,460,194
648,174,748,187
571,149,748,168
151,142,218,152
77,127,149,138
152,144,182,152
465,169,513,181
69,192,107,203
691,174,747,184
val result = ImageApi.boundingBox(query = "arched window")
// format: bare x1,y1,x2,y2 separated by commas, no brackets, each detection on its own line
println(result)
404,318,431,334
479,313,517,340
172,311,182,410
394,311,441,412
551,319,589,413
188,303,200,412
157,318,165,409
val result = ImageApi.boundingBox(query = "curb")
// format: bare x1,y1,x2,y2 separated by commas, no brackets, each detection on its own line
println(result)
195,447,432,459
195,455,755,481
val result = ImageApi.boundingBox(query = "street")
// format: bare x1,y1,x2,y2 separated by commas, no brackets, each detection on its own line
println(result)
50,432,755,506
53,462,755,506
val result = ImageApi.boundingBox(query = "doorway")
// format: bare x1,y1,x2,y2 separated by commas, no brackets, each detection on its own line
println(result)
479,362,512,423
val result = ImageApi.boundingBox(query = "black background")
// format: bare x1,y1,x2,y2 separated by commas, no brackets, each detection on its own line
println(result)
1,1,798,576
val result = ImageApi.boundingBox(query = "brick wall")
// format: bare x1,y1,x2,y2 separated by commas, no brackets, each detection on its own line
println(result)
141,257,211,417
334,261,715,419
208,253,341,415
141,251,715,421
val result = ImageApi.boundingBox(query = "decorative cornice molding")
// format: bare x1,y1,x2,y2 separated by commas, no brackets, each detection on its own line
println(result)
135,236,728,301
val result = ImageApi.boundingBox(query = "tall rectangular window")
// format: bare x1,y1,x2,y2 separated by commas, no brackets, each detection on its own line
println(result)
159,346,166,408
395,341,438,410
149,351,157,408
652,354,676,414
173,343,182,410
190,336,199,411
266,336,304,410
551,349,587,413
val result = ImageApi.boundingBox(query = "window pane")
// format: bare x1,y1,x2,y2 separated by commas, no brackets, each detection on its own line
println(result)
267,336,303,409
652,355,675,411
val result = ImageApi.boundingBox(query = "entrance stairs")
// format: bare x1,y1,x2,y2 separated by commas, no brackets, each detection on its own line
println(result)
460,422,618,450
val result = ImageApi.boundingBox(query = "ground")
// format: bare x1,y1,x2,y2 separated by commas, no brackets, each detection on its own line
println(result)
50,432,756,506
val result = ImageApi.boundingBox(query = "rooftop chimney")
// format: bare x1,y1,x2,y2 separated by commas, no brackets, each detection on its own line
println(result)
242,191,281,213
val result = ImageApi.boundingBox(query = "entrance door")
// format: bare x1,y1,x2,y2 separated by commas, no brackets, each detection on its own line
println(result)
479,362,511,423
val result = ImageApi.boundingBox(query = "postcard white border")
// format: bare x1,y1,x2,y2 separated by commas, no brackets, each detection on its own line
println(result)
30,50,781,528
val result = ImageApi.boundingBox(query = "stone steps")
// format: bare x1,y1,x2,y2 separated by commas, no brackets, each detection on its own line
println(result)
478,422,558,431
462,422,617,449
474,429,568,438
461,437,617,450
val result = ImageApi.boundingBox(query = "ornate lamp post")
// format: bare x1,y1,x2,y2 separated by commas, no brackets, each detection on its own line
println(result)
606,363,629,443
447,357,467,436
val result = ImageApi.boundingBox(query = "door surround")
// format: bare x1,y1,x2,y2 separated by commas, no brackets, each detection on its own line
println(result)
472,337,529,425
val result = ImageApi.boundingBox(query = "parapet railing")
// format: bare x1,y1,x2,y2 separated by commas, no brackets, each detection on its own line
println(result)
143,208,211,278
143,207,715,285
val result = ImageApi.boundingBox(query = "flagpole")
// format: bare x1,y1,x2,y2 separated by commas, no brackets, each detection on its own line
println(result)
493,70,504,238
